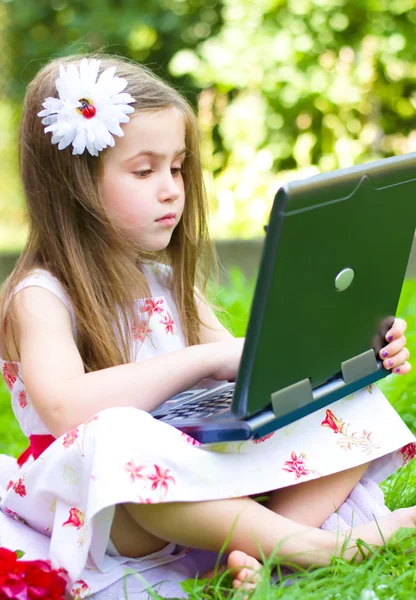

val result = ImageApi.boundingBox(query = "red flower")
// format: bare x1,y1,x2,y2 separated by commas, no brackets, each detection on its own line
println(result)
160,312,175,335
140,298,164,317
0,546,67,600
124,460,146,483
6,480,13,491
252,432,275,444
62,429,79,449
148,465,175,494
17,391,27,409
282,451,310,479
321,409,345,434
2,362,19,391
400,442,416,465
13,478,27,497
62,508,84,529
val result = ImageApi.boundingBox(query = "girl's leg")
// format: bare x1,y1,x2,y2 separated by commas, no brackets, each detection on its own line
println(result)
266,463,370,527
123,495,416,568
223,463,370,589
110,504,168,557
110,502,264,591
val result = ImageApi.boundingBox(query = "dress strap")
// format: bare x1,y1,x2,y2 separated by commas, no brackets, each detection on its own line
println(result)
12,269,77,336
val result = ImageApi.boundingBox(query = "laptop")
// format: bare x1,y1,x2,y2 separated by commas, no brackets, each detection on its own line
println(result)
151,152,416,443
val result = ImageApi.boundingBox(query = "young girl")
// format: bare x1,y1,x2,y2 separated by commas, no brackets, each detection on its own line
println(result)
0,53,415,599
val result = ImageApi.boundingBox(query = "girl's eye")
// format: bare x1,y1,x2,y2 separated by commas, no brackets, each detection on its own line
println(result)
171,167,183,176
133,169,153,177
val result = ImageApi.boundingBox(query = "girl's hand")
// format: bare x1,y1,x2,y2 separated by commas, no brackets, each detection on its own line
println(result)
379,318,412,375
211,337,245,382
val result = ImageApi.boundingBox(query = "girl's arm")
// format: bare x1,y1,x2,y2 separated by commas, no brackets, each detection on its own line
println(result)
11,286,243,438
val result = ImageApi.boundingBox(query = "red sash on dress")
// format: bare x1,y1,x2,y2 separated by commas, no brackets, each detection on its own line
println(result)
16,434,56,467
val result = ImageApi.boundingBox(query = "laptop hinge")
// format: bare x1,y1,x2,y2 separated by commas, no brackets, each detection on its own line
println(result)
270,348,378,419
271,378,314,418
341,348,378,384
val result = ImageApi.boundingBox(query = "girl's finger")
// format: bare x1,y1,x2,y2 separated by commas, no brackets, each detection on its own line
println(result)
383,348,410,370
380,335,407,360
391,361,412,376
385,318,407,342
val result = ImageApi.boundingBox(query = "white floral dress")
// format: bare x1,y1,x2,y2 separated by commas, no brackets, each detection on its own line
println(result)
0,266,415,598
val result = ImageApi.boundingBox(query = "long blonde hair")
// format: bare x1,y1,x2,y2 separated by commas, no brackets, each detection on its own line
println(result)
0,53,216,372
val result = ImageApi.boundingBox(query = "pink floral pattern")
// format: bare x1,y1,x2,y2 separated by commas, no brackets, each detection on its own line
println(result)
0,506,27,525
62,508,85,529
321,409,344,434
148,465,176,495
71,579,90,599
17,390,27,408
253,432,275,444
321,409,379,455
2,361,19,390
181,432,202,447
63,429,79,449
132,321,154,344
84,415,99,426
123,461,176,497
399,442,416,465
137,496,154,504
124,459,146,483
13,478,27,497
160,312,176,335
282,451,320,480
61,416,98,456
140,298,164,317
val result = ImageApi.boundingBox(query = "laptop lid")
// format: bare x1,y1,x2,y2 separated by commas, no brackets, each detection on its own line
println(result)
232,152,416,421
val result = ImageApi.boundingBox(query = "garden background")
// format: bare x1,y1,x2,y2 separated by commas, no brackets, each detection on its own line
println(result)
2,0,416,597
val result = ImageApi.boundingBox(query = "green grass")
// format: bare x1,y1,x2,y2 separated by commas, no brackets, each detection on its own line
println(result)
0,378,26,457
2,273,416,598
179,525,416,600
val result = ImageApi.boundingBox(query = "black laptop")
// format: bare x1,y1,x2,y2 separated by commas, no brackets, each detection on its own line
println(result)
151,153,416,443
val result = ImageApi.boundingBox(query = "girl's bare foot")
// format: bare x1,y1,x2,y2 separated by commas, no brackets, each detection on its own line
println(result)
228,550,262,592
201,550,262,593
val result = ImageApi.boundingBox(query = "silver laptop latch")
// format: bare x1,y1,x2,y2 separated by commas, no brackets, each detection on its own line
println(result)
341,349,378,384
271,378,314,419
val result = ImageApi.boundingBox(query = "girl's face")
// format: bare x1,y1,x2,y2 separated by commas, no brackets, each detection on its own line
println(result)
99,107,186,251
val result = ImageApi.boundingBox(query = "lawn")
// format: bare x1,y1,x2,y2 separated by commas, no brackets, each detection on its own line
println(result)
1,273,416,599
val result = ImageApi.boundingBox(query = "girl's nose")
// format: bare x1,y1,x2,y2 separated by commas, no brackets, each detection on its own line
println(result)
158,174,182,202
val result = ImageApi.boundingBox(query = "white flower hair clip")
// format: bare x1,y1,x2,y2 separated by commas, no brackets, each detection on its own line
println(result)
38,58,135,156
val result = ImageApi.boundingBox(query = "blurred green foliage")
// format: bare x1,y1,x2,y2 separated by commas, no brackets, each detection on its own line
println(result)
1,0,416,247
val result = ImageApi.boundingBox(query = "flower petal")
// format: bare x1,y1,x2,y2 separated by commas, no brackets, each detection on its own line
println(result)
72,128,87,155
96,66,118,89
109,92,135,105
58,129,77,150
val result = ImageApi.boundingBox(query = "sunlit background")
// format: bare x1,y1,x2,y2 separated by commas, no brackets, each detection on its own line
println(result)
1,0,416,251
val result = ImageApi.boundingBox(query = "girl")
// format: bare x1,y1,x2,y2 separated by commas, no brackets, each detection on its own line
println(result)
0,53,415,599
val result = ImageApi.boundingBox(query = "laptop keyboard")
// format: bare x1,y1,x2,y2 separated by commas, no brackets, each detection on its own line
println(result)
157,387,235,420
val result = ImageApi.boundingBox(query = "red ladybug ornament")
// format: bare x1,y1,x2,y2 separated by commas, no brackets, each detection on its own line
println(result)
77,98,96,119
